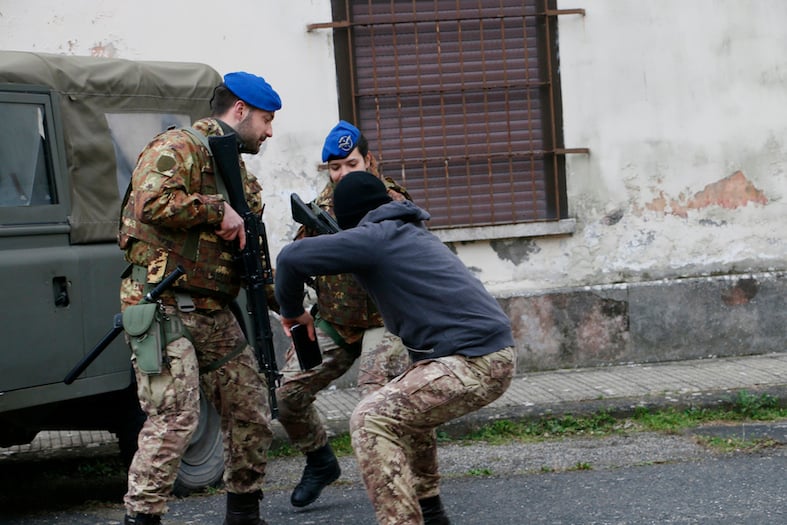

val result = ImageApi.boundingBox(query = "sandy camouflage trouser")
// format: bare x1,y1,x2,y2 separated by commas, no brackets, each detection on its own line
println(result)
124,306,272,516
350,346,516,525
276,324,409,453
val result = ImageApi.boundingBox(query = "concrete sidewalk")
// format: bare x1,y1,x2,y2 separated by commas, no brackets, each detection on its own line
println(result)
3,352,786,459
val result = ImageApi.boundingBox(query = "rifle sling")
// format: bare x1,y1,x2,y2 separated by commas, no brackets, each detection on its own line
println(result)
200,340,248,375
181,127,231,260
315,315,361,358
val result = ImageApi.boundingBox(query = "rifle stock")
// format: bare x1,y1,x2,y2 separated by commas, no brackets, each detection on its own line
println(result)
290,193,340,235
208,133,281,419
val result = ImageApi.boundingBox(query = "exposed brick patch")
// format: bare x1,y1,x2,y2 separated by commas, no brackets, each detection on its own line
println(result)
645,171,768,218
687,171,768,210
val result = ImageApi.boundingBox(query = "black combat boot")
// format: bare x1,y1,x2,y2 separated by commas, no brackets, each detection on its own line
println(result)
290,443,341,507
224,490,267,525
419,495,451,525
124,513,161,525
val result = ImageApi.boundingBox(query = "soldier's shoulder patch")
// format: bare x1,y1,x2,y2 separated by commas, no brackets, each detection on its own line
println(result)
156,154,177,173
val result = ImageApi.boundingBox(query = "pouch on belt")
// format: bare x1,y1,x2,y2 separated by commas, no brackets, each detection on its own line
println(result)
123,303,165,375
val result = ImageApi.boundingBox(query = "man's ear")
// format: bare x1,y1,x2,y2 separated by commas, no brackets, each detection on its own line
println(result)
230,99,247,123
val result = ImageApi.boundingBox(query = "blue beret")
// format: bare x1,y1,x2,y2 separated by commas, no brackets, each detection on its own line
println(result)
223,71,282,112
322,120,360,162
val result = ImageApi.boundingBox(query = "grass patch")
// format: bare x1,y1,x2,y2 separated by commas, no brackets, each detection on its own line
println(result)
633,391,786,433
453,391,786,445
329,433,355,456
265,391,785,459
268,441,297,458
567,462,592,471
697,435,780,453
461,410,621,444
269,433,355,459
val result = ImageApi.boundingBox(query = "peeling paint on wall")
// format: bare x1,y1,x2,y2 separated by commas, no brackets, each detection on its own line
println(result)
687,171,768,210
490,237,541,265
90,41,118,58
503,271,783,372
602,209,624,225
721,277,759,305
506,292,630,370
645,171,768,218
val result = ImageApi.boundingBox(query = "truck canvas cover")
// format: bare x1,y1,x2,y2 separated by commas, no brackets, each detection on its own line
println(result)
0,50,221,243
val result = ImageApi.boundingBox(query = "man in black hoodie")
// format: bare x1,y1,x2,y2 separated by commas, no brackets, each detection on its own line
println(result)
275,171,516,525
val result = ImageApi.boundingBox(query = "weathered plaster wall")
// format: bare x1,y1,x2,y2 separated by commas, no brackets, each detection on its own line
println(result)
456,1,786,294
454,1,786,368
1,1,784,371
548,0,785,289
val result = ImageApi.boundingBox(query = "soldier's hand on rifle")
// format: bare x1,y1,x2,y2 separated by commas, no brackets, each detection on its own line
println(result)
217,202,247,249
281,310,316,341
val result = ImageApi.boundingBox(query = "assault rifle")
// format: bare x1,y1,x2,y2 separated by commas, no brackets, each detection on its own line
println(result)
208,133,281,419
64,265,186,385
290,193,341,235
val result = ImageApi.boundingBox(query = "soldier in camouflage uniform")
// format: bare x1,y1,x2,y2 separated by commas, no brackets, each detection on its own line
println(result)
276,121,411,509
118,72,281,525
275,171,516,525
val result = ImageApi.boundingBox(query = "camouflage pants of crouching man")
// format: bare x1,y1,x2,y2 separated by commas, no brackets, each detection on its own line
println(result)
276,325,409,454
124,305,272,516
350,346,516,525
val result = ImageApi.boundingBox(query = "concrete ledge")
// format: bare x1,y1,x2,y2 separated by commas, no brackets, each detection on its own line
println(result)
503,271,786,373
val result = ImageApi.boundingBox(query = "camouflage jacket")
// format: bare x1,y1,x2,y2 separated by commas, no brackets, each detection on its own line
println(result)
300,174,411,343
119,117,264,310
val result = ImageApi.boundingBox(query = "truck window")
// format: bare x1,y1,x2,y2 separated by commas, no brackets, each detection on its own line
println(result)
105,113,192,198
0,101,55,207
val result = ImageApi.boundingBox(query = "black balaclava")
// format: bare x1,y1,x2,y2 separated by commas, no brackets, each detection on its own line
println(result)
333,171,392,229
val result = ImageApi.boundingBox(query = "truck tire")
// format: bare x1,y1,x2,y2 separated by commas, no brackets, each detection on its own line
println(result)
172,390,225,497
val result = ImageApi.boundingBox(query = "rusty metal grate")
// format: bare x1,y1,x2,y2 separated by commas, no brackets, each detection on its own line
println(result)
329,0,575,229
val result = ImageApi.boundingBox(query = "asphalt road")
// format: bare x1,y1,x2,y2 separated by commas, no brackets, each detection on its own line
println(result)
2,422,786,525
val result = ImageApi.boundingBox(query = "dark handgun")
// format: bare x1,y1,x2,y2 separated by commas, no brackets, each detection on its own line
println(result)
208,133,281,419
64,265,186,385
290,192,341,235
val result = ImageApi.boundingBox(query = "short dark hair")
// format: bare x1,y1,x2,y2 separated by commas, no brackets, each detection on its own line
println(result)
209,83,240,116
356,133,370,157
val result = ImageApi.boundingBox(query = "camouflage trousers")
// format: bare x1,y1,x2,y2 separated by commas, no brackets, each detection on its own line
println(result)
276,324,409,453
124,305,272,516
350,346,516,525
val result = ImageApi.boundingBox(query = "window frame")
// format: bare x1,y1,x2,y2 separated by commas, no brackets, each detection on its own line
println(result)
326,0,581,241
0,85,70,227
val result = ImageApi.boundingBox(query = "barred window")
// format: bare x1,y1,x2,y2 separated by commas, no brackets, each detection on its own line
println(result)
322,0,579,230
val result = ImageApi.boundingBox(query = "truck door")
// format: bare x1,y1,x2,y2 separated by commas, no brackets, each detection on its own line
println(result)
0,89,85,395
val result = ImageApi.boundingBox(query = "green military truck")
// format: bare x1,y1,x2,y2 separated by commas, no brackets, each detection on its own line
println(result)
0,50,225,493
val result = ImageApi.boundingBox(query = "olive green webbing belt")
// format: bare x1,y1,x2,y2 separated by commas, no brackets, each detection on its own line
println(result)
130,264,244,375
199,340,247,375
